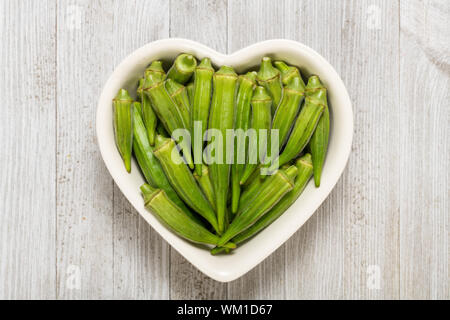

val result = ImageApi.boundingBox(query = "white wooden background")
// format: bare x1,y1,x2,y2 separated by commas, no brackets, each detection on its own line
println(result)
0,0,448,300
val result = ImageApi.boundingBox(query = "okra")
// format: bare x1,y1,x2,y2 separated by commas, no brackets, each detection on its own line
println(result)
239,86,272,186
192,58,214,176
165,78,191,131
143,74,194,169
113,89,134,172
239,163,290,203
240,165,297,212
208,66,238,234
306,76,329,187
269,72,306,156
268,96,324,171
233,154,313,243
141,184,234,248
144,60,166,81
274,60,301,85
167,53,197,84
186,81,194,107
193,165,216,211
217,166,296,246
132,105,201,223
257,57,282,114
238,173,264,210
137,79,157,146
231,72,257,213
153,135,219,233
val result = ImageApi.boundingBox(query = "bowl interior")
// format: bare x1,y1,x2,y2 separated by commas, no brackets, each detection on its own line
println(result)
97,39,352,282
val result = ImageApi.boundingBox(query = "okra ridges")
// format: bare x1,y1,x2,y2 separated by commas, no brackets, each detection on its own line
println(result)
112,53,332,254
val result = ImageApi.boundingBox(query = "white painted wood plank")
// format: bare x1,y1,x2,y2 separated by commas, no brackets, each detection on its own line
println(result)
227,0,289,299
0,0,57,300
282,0,348,300
169,0,229,299
339,0,400,299
399,0,449,300
56,0,115,299
111,0,170,300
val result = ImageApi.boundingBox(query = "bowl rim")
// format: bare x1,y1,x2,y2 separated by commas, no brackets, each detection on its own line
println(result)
96,38,353,282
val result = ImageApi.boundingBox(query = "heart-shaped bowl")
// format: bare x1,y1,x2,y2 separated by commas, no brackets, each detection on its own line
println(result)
97,38,353,282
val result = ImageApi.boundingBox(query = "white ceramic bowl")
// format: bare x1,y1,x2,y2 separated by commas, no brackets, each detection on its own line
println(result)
96,38,353,282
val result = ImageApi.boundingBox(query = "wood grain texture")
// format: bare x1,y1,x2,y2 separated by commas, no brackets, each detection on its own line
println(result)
283,0,346,300
111,0,170,300
0,0,57,300
0,0,449,300
399,0,449,300
56,0,115,299
168,0,229,300
340,0,401,299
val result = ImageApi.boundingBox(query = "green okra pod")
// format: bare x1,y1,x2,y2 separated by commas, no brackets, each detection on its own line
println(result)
153,135,219,233
241,164,262,186
132,105,201,223
217,167,296,246
208,65,239,234
268,96,324,171
165,78,191,132
306,76,329,187
137,79,157,146
144,60,166,81
274,60,301,85
193,165,216,211
238,173,264,211
257,57,283,114
186,81,194,107
141,184,234,249
143,74,194,169
231,72,257,214
192,58,215,176
113,89,134,173
233,154,313,243
238,164,292,213
239,86,273,186
270,72,306,150
167,53,197,84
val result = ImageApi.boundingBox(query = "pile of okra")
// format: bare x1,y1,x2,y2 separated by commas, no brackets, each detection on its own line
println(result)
113,53,329,254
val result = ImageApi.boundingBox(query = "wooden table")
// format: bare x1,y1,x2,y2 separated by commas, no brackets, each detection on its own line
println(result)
0,0,448,299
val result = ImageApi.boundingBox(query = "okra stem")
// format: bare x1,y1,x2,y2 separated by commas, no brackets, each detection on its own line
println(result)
145,60,166,81
167,53,197,84
257,57,283,114
274,60,301,85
